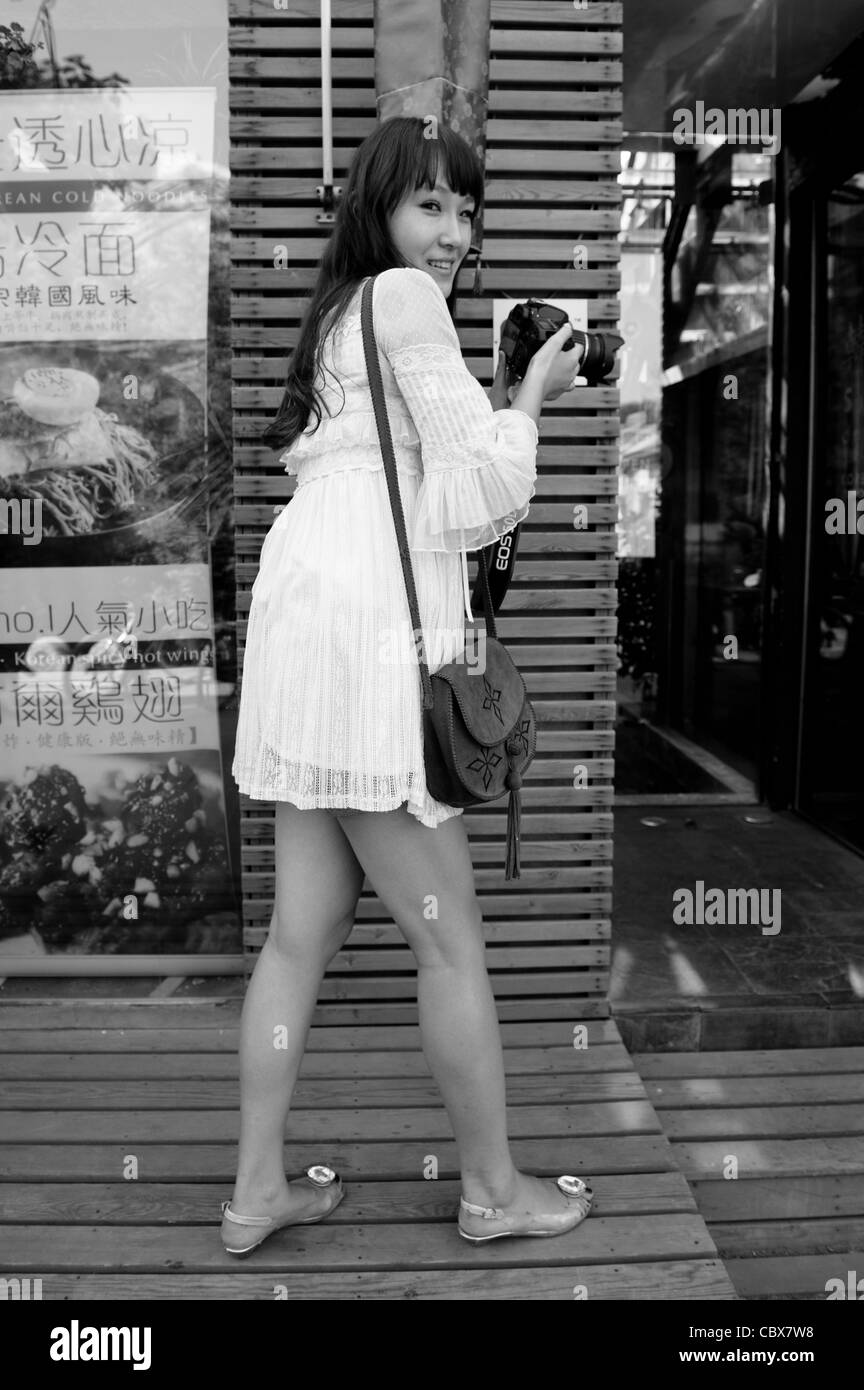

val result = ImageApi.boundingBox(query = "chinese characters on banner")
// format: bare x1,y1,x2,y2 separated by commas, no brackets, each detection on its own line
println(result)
0,90,241,956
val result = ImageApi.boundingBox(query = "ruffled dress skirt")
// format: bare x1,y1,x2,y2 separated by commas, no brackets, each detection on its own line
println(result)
232,452,470,829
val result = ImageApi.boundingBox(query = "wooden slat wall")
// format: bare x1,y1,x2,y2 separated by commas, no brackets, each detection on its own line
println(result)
229,0,621,1015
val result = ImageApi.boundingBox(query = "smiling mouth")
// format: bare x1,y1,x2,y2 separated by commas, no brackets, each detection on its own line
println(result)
427,260,455,271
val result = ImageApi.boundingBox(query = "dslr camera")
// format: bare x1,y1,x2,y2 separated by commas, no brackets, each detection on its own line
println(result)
499,299,624,386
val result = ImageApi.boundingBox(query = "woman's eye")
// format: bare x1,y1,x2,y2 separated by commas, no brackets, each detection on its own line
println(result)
421,200,475,218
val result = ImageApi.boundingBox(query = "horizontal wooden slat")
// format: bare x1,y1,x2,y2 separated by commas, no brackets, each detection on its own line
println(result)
636,1047,864,1078
2,1067,648,1111
3,1214,717,1273
230,27,622,57
233,413,620,438
230,88,623,117
0,1041,629,1075
231,263,621,288
227,1,624,25
1,1097,655,1142
646,1075,864,1107
0,1262,734,1300
230,117,623,145
664,1105,864,1141
231,179,622,209
0,1010,617,1040
0,1171,687,1223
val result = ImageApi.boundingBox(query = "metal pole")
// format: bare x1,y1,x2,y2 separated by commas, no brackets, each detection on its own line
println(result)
316,0,339,221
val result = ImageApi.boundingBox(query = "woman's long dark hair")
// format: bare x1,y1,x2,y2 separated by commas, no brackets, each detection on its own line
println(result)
259,116,485,452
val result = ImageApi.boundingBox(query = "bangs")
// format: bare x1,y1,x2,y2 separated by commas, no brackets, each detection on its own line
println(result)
412,129,484,208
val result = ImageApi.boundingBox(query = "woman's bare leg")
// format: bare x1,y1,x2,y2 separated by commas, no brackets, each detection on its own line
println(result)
334,805,581,1216
228,804,365,1219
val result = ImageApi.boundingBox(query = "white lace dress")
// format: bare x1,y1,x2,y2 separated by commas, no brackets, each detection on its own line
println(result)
232,265,539,827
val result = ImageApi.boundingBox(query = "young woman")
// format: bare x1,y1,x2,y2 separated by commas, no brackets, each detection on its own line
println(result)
223,116,591,1255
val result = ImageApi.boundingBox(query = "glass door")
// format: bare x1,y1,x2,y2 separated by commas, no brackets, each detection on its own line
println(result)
798,169,864,852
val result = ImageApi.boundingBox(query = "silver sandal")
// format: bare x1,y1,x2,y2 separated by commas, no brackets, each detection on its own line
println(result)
220,1164,343,1256
458,1174,593,1244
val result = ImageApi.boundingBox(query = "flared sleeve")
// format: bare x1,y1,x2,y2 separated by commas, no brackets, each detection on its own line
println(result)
373,266,539,552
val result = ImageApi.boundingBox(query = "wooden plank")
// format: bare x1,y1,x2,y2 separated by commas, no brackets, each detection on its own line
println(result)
231,263,621,288
0,1260,733,1300
227,1,624,24
243,838,615,867
235,445,620,468
663,1105,864,1140
0,1016,621,1046
229,118,623,146
1,1100,660,1142
233,415,621,440
635,1048,864,1078
230,27,622,57
230,180,622,212
0,1134,676,1180
229,58,624,88
674,1139,864,1179
240,810,616,835
0,1043,634,1079
646,1075,864,1107
230,88,623,117
0,1011,616,1045
242,892,615,921
239,946,613,973
229,148,621,178
1,1214,715,1272
0,1172,696,1224
234,578,618,607
0,1071,643,1111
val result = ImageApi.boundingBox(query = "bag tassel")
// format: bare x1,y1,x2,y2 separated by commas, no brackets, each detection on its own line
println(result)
505,785,522,880
504,745,523,880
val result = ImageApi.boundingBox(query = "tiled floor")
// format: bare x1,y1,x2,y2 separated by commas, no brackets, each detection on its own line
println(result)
611,805,864,1049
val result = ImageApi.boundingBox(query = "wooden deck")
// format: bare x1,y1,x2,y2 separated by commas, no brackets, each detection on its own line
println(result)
0,998,736,1300
637,1047,864,1300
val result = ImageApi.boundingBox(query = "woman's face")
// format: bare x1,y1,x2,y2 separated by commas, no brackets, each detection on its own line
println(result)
388,174,476,293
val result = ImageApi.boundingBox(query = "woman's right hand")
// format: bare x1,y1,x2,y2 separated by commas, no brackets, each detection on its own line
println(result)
526,322,585,400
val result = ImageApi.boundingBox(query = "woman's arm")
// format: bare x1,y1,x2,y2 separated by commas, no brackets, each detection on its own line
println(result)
373,267,540,554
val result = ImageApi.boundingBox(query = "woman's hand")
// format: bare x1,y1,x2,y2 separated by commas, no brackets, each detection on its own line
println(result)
527,322,586,400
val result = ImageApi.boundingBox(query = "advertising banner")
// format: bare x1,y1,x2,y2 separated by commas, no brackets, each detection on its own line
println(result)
0,84,240,957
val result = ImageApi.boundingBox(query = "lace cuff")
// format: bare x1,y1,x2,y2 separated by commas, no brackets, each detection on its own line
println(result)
411,409,539,553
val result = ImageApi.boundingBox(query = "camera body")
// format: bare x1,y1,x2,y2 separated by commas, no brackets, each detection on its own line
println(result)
499,299,623,386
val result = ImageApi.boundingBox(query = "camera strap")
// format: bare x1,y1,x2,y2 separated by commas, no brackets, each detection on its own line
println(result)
470,521,522,617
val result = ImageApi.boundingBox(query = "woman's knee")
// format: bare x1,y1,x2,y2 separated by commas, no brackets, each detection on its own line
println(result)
267,904,356,964
402,897,486,970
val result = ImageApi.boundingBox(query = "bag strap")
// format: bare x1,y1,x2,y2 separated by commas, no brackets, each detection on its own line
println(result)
360,274,499,708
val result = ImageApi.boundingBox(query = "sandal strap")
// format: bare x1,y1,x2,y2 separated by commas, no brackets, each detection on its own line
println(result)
459,1197,506,1219
221,1202,273,1227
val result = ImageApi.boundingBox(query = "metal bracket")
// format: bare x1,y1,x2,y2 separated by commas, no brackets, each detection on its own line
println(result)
316,184,342,224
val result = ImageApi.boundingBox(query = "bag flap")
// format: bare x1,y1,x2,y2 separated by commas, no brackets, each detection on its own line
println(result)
432,638,527,745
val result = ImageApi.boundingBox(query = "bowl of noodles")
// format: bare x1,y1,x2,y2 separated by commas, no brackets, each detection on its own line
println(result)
0,345,206,555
